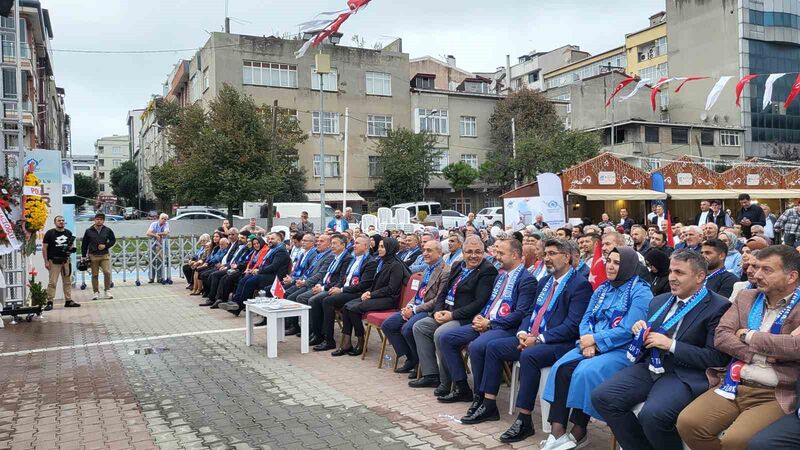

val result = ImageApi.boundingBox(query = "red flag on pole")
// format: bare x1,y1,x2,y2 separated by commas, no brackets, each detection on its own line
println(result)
271,277,285,299
605,77,636,107
783,74,800,109
588,239,607,290
735,74,759,107
650,77,673,112
666,210,675,248
674,76,708,93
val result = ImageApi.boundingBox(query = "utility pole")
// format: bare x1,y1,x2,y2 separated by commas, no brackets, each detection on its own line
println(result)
315,53,331,230
266,99,278,229
511,117,517,189
342,107,349,213
224,0,230,33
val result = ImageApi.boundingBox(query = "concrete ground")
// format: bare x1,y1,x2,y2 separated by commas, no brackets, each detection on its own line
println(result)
0,283,615,449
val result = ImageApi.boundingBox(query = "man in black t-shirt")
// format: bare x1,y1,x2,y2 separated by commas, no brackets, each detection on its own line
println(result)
42,215,79,310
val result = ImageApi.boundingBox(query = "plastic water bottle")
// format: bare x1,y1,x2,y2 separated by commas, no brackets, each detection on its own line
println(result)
383,354,393,369
257,290,266,301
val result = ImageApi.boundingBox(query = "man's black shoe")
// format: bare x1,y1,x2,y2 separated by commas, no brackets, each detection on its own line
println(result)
199,300,214,307
408,370,419,380
437,382,472,403
460,404,499,425
394,359,417,374
465,394,483,417
330,346,351,356
43,301,53,311
64,300,81,308
253,319,267,327
309,335,324,346
218,301,239,311
210,300,222,309
284,326,299,336
408,376,439,388
347,346,363,356
499,418,535,443
313,341,335,352
433,384,450,397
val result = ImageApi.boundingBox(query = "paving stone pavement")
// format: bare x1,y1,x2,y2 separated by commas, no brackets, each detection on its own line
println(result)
0,283,616,449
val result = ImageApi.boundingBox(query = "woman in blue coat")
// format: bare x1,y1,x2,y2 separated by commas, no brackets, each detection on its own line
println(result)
540,246,652,450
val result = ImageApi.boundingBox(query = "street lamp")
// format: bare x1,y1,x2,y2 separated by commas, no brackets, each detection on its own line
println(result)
315,52,331,229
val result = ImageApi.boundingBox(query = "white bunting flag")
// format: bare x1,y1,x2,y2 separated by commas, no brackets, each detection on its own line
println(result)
762,73,786,110
705,76,733,110
618,78,651,102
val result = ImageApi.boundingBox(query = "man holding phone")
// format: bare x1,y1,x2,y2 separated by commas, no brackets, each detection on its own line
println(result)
81,213,116,300
42,215,79,310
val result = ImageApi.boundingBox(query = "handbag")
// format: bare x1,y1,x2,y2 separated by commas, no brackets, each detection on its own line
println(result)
77,258,89,272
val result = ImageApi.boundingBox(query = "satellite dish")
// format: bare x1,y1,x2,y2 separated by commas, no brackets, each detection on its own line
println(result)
713,114,719,123
700,112,708,121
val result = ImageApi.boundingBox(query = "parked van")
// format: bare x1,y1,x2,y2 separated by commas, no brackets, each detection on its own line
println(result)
391,202,443,227
242,202,335,229
176,205,229,217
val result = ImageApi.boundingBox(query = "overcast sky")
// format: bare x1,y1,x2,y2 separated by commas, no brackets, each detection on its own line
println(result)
45,0,664,157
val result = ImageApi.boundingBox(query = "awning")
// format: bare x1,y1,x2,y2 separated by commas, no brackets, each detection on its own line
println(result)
568,189,667,201
305,192,366,202
665,189,739,200
730,189,800,200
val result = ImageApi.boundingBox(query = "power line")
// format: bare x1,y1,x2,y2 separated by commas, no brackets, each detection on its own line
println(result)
51,44,242,54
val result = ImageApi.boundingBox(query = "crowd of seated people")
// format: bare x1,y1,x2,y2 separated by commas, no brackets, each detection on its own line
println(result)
180,201,800,449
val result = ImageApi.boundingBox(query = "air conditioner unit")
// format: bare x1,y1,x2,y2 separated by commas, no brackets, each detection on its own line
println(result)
700,112,709,122
648,48,655,59
639,53,647,61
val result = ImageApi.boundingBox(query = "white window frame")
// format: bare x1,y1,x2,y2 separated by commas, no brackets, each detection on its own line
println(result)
460,154,479,170
720,130,740,147
311,67,338,92
368,155,383,177
203,69,210,91
416,109,449,135
312,112,340,135
190,75,200,102
434,149,449,172
459,116,477,137
242,61,298,88
366,72,391,96
313,155,340,178
367,115,393,137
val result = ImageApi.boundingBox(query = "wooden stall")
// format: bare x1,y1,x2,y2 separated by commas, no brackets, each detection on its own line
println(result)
654,156,737,224
721,163,800,213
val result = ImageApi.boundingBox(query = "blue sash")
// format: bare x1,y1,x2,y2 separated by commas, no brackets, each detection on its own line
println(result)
446,249,462,265
304,249,330,278
716,286,800,400
345,254,368,286
323,252,347,285
527,268,574,333
587,277,640,333
706,267,727,281
414,260,441,306
446,264,474,307
482,265,524,319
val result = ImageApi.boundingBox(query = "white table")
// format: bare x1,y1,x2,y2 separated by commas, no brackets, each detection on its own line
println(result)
245,299,311,358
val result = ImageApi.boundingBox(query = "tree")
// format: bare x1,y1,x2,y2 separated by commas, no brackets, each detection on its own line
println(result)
373,129,442,206
63,173,99,209
110,160,138,206
159,84,306,219
273,166,309,202
513,130,602,181
483,88,564,191
442,162,479,214
149,160,180,209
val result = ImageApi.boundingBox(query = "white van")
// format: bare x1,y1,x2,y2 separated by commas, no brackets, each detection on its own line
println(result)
391,202,443,227
242,202,335,228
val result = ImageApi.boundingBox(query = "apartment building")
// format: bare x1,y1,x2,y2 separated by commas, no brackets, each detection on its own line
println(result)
71,154,95,178
0,1,69,158
94,135,130,195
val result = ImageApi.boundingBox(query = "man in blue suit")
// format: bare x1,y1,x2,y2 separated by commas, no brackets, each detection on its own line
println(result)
436,238,537,403
460,239,592,445
592,249,731,450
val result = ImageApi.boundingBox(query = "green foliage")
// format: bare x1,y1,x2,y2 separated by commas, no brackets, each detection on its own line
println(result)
110,161,138,206
373,129,442,206
28,271,47,307
483,88,564,191
514,130,601,182
158,84,307,216
64,173,99,208
273,166,309,202
148,160,180,207
442,161,480,214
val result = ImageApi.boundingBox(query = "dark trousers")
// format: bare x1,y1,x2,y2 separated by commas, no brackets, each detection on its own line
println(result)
206,269,228,299
182,264,193,285
592,363,694,450
439,324,514,386
342,296,396,337
784,233,798,248
233,274,272,307
482,337,573,410
199,267,217,296
381,311,428,364
549,360,591,429
218,271,242,302
321,292,360,342
748,413,800,450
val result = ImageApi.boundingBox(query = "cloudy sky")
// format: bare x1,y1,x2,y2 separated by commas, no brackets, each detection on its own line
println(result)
45,0,664,156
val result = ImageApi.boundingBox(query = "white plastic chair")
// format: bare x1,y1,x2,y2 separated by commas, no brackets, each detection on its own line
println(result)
395,208,411,225
271,225,290,239
361,214,378,231
377,207,394,227
509,362,551,433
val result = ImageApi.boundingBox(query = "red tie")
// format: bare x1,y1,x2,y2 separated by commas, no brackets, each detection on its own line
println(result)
531,281,558,336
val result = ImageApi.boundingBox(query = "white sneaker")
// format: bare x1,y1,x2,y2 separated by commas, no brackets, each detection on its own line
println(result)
540,435,557,450
105,290,113,299
548,434,577,450
92,292,99,300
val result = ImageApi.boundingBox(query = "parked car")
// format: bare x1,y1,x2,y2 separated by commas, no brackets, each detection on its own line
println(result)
176,206,230,218
441,210,468,229
76,213,124,222
123,207,139,220
170,212,244,221
476,207,504,228
390,201,443,227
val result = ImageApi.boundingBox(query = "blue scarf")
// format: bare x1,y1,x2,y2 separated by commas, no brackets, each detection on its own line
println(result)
527,268,575,333
587,276,640,333
446,263,474,306
323,251,347,285
706,267,727,281
414,260,442,306
344,254,369,286
716,286,800,400
293,248,316,278
627,287,709,373
305,249,330,278
482,264,524,319
446,249,462,265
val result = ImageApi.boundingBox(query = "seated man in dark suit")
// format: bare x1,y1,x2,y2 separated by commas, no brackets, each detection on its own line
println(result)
312,235,377,350
436,238,537,404
462,238,592,444
748,375,800,450
219,232,290,315
283,235,335,336
401,234,422,268
592,249,732,450
409,236,497,398
701,239,739,299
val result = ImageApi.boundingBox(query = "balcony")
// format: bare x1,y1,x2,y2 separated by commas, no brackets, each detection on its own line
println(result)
1,41,32,67
3,100,34,124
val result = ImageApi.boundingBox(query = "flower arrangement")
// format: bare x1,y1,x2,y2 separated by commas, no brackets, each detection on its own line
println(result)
27,268,47,308
22,163,46,255
0,176,22,248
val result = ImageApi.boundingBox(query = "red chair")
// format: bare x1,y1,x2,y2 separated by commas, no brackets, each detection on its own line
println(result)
362,272,423,367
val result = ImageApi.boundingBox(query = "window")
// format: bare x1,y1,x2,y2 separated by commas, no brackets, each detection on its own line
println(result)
460,116,477,137
113,160,122,168
368,155,383,177
416,109,448,135
701,129,714,146
655,37,668,57
203,69,209,91
99,183,105,192
313,155,340,177
190,76,200,102
484,198,501,208
99,159,105,167
671,127,689,144
242,61,298,88
366,72,391,96
451,198,472,215
463,81,489,94
461,154,478,170
312,112,340,134
97,146,104,153
614,127,626,144
99,172,105,180
311,67,338,92
720,130,740,147
367,115,392,137
645,126,660,143
415,76,435,90
528,71,540,83
434,149,449,172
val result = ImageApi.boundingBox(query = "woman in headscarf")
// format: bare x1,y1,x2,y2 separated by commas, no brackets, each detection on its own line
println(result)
717,230,742,278
645,249,670,296
369,234,383,257
540,246,652,450
336,237,406,357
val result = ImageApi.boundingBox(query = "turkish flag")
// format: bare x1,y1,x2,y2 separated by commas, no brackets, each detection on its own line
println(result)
674,76,708,93
784,74,800,109
666,210,675,248
271,277,285,299
606,77,636,107
735,74,759,107
348,0,371,11
588,240,607,290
